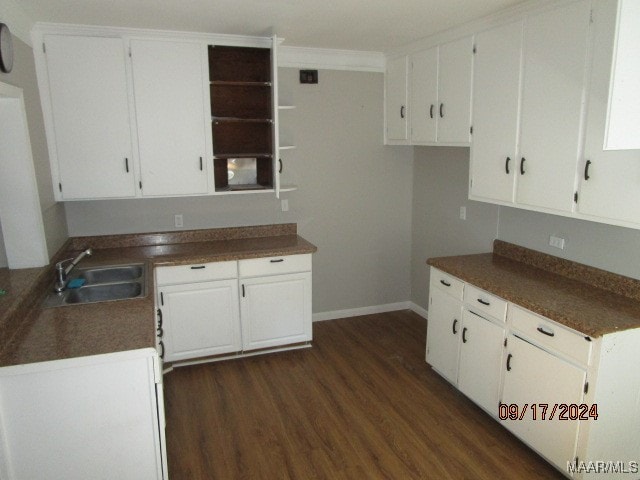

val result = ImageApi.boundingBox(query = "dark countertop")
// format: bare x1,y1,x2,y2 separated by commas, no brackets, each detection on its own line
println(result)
0,224,317,367
427,241,640,338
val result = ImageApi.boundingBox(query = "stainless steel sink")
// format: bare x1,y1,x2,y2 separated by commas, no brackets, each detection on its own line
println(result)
43,263,146,307
79,265,143,285
64,282,143,304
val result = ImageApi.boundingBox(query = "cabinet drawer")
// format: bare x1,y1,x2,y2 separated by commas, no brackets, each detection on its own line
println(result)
510,306,591,366
430,268,464,300
156,260,238,286
239,254,312,278
463,284,507,321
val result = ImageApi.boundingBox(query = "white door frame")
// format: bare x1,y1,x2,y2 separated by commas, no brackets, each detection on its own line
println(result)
0,81,49,268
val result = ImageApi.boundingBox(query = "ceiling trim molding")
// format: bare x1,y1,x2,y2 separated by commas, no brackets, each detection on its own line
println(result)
278,46,384,72
0,0,34,47
385,0,568,58
32,22,274,48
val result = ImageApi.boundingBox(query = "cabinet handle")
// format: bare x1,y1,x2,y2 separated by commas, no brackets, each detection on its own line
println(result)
158,340,165,359
279,158,283,174
270,259,284,263
125,158,129,173
477,298,490,306
452,319,458,335
462,327,468,343
242,284,245,297
160,292,164,306
400,106,405,119
505,157,511,174
429,104,434,119
439,103,444,118
156,308,163,328
199,157,203,171
537,326,555,337
190,265,206,270
506,353,512,371
440,279,451,287
584,160,591,181
520,157,526,175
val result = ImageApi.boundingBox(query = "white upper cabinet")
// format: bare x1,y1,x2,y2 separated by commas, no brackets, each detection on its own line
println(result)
385,56,409,142
131,39,210,196
44,35,136,200
469,21,523,204
516,0,591,213
410,47,438,143
604,0,640,150
578,0,640,227
409,36,473,145
437,36,473,144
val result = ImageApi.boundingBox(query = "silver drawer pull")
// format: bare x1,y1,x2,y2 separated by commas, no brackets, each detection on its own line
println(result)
270,259,284,263
190,265,206,270
537,326,555,337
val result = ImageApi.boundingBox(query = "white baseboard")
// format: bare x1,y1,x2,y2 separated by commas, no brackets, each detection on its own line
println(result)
313,302,412,322
409,302,428,319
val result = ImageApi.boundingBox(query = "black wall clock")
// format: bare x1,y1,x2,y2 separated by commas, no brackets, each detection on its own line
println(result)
0,23,14,73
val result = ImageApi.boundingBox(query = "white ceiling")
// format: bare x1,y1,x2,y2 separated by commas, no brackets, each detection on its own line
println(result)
20,0,528,51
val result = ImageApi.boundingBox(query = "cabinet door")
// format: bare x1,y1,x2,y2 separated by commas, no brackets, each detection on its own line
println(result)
502,334,585,472
578,0,640,226
240,272,312,351
385,56,409,142
437,36,473,144
605,0,640,150
469,21,523,203
160,280,241,362
131,39,209,196
44,35,136,199
516,0,591,212
410,48,438,143
458,310,505,416
426,287,462,385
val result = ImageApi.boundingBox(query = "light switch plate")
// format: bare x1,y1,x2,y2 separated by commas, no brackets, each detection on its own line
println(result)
174,214,183,228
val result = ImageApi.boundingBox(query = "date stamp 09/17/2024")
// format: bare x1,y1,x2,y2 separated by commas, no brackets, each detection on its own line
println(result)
498,402,598,421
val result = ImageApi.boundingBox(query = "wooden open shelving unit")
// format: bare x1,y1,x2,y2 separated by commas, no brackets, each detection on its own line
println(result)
209,45,274,192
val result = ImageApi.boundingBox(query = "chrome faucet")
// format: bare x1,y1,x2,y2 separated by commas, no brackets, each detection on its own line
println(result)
54,248,93,293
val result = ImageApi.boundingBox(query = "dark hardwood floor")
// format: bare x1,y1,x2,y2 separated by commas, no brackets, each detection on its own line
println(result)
163,310,563,479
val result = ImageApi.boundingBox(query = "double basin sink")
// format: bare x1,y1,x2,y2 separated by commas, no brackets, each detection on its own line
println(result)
44,264,146,307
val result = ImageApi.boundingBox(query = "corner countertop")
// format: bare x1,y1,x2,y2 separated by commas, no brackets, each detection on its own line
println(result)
427,240,640,338
0,224,317,367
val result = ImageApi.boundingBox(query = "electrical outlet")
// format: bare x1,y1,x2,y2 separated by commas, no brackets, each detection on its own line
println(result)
459,206,467,220
549,235,565,249
174,214,183,228
281,199,289,212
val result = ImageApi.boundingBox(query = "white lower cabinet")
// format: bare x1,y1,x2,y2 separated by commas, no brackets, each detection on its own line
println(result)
0,349,167,480
427,270,505,415
502,333,586,472
458,309,505,416
427,267,640,479
160,280,241,362
239,255,312,351
156,254,312,362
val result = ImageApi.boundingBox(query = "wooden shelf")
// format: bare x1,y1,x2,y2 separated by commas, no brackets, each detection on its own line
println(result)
211,81,272,87
213,153,273,159
213,117,272,124
278,105,296,110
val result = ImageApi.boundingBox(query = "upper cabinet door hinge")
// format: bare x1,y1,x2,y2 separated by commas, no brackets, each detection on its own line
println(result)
42,43,46,53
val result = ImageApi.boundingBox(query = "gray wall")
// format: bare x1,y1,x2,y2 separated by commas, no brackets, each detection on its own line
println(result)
66,68,415,314
0,35,68,266
410,147,499,310
498,207,640,280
